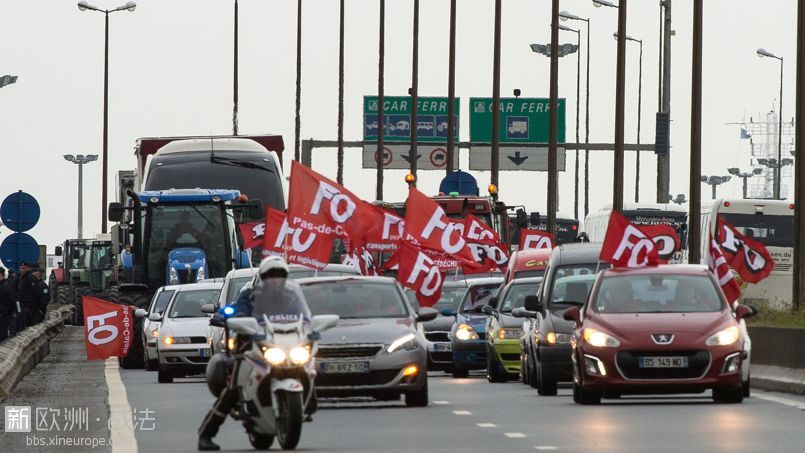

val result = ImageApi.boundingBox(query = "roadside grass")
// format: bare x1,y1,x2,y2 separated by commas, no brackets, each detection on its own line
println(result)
746,303,805,329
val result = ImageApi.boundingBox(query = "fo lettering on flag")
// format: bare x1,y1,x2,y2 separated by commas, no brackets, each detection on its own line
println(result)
83,296,133,360
403,186,475,264
239,221,265,251
707,235,742,303
599,211,661,268
716,217,774,284
519,229,555,251
396,241,444,307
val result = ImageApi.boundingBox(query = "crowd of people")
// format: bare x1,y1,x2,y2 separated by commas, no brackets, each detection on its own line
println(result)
0,261,51,342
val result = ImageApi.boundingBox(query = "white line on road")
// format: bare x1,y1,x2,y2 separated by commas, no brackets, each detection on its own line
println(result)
476,423,497,428
534,446,558,451
753,391,805,410
433,400,451,405
105,358,138,453
453,410,472,415
505,432,527,438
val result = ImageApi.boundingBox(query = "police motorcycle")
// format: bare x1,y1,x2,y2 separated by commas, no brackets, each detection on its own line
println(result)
203,282,338,450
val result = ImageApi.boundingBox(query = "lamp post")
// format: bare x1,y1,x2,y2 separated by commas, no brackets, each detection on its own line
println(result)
593,0,627,214
337,0,345,181
727,167,764,199
559,24,582,221
614,32,643,203
294,0,303,160
0,75,18,88
757,48,785,199
64,154,99,240
446,0,457,174
559,10,591,218
233,0,239,136
77,1,136,234
758,158,794,198
701,175,732,200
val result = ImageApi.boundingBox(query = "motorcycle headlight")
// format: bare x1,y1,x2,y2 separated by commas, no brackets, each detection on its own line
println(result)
582,328,621,348
387,333,417,353
454,323,479,341
196,266,206,282
169,267,179,285
289,346,311,364
264,347,287,365
706,325,740,346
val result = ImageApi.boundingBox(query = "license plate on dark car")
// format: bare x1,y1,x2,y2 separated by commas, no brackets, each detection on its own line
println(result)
639,356,688,368
320,361,370,374
429,343,452,352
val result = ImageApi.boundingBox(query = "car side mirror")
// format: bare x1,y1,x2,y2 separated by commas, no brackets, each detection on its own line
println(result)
108,202,124,222
511,307,537,318
201,304,217,315
134,309,148,318
311,314,339,332
563,306,581,325
55,246,63,257
440,308,456,317
472,304,487,314
248,199,264,220
735,304,756,321
524,295,543,312
148,313,163,322
481,305,496,316
416,307,438,322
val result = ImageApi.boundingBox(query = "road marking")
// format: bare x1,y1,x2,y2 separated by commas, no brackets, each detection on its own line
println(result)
753,391,805,410
105,358,138,453
477,423,497,428
453,410,472,415
505,432,527,438
534,446,558,451
433,400,450,405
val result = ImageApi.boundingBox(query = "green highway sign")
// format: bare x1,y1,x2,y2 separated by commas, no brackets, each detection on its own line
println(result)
363,96,459,143
469,97,566,143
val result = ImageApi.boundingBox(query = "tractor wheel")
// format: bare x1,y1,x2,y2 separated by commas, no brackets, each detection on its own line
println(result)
117,291,149,370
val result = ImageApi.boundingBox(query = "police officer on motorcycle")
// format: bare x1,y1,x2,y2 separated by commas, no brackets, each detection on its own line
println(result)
197,256,312,451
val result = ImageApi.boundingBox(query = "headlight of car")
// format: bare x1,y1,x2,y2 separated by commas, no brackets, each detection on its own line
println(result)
169,267,179,285
264,347,287,365
289,346,311,364
388,333,418,353
706,325,740,346
454,323,479,341
196,266,206,282
498,328,523,340
582,328,621,347
163,336,191,345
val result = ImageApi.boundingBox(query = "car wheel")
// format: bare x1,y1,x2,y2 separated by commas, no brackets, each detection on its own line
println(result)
742,377,751,398
452,368,469,379
572,381,601,405
713,386,744,404
536,357,558,396
405,379,429,407
528,352,539,388
486,349,508,383
520,353,529,384
157,365,173,384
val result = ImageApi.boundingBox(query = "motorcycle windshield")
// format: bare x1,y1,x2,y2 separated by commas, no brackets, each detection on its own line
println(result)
251,278,312,324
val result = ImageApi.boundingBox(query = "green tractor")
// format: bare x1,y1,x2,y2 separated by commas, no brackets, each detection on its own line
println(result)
50,237,115,325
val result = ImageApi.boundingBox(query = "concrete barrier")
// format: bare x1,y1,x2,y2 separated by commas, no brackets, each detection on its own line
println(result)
0,304,72,399
748,326,805,395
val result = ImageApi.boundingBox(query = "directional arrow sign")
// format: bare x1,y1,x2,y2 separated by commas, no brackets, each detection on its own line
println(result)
507,151,529,166
401,153,422,164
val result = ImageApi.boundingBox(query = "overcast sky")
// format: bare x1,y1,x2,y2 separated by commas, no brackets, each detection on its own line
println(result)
0,0,800,253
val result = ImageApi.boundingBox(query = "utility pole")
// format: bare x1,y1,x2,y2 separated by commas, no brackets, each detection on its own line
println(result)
547,0,559,235
409,0,420,180
233,0,239,136
294,0,302,161
446,0,457,174
689,0,702,264
657,0,672,203
376,0,386,201
613,1,627,213
337,0,345,182
490,0,502,197
793,0,805,311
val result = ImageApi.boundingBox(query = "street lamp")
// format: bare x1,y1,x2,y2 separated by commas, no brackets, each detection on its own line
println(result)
727,167,764,199
64,154,99,239
614,32,643,203
757,157,794,198
700,175,732,200
77,1,136,235
756,47,785,200
668,193,687,205
559,10,592,218
559,24,582,221
0,75,18,88
593,0,618,7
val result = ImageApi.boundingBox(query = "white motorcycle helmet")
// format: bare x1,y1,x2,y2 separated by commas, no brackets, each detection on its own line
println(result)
259,255,290,280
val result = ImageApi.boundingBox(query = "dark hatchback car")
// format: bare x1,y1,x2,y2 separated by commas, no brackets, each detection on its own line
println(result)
513,243,607,395
297,276,437,406
407,282,471,373
449,277,504,378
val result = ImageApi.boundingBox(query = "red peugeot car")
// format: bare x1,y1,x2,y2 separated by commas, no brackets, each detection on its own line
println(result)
564,265,755,404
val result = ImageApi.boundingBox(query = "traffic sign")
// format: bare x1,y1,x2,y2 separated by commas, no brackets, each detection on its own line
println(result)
364,96,459,144
1,191,40,232
469,97,566,143
362,144,459,170
468,146,567,172
0,232,40,272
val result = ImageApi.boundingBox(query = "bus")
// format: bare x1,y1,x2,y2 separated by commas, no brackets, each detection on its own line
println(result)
701,199,794,308
583,203,688,261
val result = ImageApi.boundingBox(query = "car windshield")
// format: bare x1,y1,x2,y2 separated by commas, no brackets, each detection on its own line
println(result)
151,290,175,314
289,269,360,279
592,274,724,314
168,289,221,318
301,280,409,319
500,281,541,312
435,286,469,312
547,264,606,307
225,276,253,304
720,213,794,247
459,283,500,313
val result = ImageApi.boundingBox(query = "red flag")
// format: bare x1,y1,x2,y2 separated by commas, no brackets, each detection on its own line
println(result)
519,229,555,250
716,217,775,284
396,242,445,307
403,186,474,263
707,235,742,303
239,221,265,250
262,208,289,257
600,211,660,268
640,224,681,261
341,247,379,276
83,296,133,360
364,205,406,252
464,214,500,246
287,161,376,249
263,206,333,269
